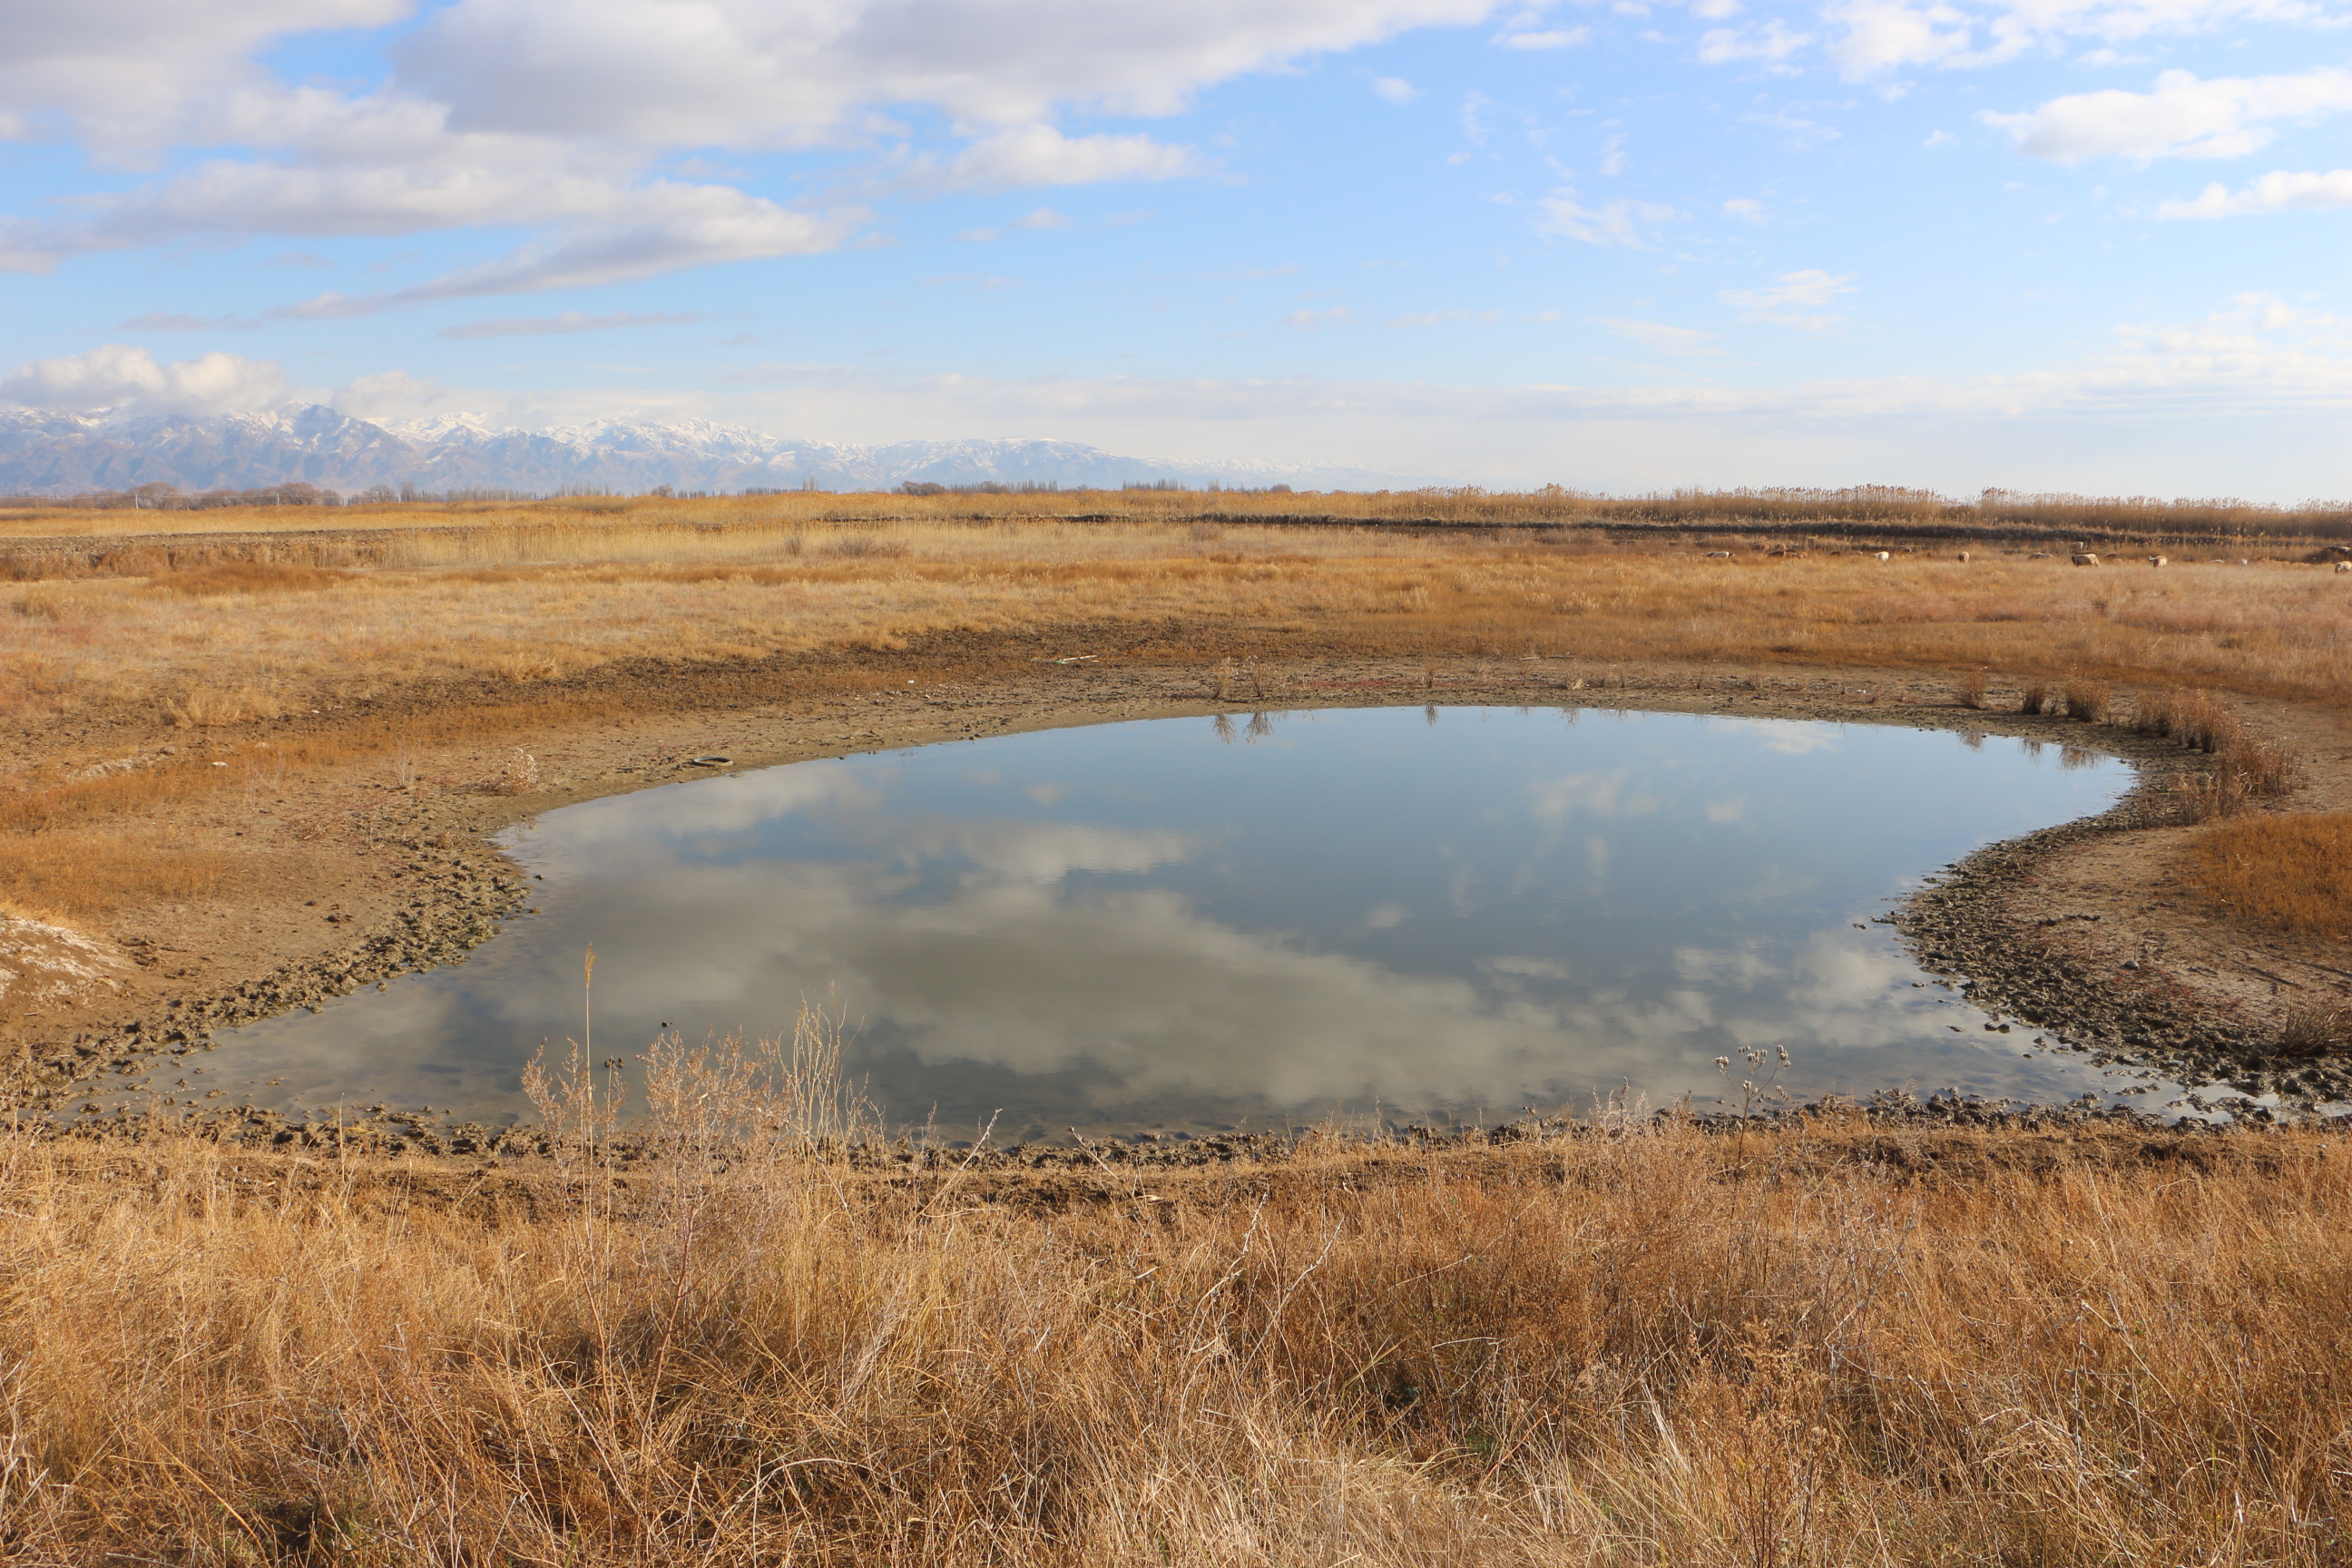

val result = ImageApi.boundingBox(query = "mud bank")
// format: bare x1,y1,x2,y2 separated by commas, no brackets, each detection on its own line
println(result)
11,653,2350,1129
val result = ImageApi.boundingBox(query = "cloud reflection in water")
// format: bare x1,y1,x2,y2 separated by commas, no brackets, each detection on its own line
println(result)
215,707,2141,1132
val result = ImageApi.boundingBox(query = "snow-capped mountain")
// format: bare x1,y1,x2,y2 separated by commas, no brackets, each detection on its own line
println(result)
0,406,1419,496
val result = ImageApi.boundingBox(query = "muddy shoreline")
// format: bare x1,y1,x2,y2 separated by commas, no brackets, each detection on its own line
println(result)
13,653,2351,1135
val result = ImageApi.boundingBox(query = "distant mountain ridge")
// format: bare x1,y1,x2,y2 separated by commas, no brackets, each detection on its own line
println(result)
0,406,1418,496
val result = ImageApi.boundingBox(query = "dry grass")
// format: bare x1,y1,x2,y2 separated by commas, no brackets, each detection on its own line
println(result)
7,507,2352,734
2179,812,2352,942
0,1084,2346,1564
3,501,2346,926
5,499,2352,1563
3,484,2346,540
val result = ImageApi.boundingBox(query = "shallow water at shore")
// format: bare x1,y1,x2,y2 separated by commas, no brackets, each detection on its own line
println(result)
195,705,2171,1135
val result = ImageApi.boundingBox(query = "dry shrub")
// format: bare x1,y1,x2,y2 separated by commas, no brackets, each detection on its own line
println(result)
2019,681,2052,715
493,747,542,795
2061,675,2112,721
823,534,909,559
2273,997,2352,1058
0,1099,2347,1564
147,562,345,596
2178,810,2352,939
165,683,287,727
1954,668,1988,709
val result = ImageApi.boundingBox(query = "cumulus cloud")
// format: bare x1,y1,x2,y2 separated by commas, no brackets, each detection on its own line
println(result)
1,0,1505,291
0,0,410,154
0,345,287,414
2157,167,2352,216
1984,67,2352,162
1371,74,1419,103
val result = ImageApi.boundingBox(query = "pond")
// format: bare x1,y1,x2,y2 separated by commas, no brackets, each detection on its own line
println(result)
209,705,2162,1138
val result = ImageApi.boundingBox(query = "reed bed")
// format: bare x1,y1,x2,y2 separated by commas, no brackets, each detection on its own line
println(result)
0,1068,2344,1563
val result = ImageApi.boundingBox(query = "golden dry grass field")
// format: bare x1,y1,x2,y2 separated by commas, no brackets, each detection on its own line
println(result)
2,490,2350,1564
0,1076,2346,1565
5,489,2350,934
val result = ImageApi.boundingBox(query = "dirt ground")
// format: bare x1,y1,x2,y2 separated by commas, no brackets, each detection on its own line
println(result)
8,640,2351,1124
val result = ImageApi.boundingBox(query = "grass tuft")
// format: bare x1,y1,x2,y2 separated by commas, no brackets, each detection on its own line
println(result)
2179,811,2352,940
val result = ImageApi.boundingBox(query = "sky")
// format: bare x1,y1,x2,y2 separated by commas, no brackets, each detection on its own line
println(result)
0,0,2347,495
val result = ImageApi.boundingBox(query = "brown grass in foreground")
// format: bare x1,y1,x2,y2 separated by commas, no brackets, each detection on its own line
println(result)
0,1092,2345,1563
2180,811,2352,943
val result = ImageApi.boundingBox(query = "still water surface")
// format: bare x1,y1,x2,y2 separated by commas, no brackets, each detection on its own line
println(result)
217,707,2152,1135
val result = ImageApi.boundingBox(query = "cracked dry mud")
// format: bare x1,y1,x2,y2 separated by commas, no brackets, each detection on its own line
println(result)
10,651,2350,1142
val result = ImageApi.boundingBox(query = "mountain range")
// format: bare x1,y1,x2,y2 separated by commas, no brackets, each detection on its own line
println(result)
0,406,1418,497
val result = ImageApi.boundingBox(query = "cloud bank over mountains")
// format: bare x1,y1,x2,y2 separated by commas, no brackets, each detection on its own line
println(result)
0,405,1417,497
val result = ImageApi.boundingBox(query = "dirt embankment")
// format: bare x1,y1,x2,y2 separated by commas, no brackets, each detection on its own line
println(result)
8,642,2351,1132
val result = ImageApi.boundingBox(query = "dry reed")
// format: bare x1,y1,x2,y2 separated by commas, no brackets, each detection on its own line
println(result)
0,1053,2345,1564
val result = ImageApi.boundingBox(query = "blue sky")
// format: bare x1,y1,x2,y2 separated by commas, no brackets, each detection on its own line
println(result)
1,0,2347,494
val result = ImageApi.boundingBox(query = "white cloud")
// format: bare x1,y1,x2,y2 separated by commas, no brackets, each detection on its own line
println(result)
1600,132,1628,175
1698,18,1812,64
397,0,1504,146
1372,75,1419,103
2157,167,2352,215
1720,269,1858,324
0,0,1501,291
0,0,410,155
1984,68,2352,162
907,125,1200,192
1496,25,1592,46
1823,0,2337,80
1534,193,1676,246
1722,196,1766,220
0,345,288,415
955,207,1073,242
1602,318,1725,356
328,368,457,424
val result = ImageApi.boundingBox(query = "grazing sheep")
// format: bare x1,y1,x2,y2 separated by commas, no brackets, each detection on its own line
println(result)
2148,555,2168,567
1702,550,1731,557
2071,553,2100,566
1956,551,1972,562
1871,551,1891,562
2337,562,2351,574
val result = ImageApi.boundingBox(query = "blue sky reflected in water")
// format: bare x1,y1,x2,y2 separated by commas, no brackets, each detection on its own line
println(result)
215,707,2144,1135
